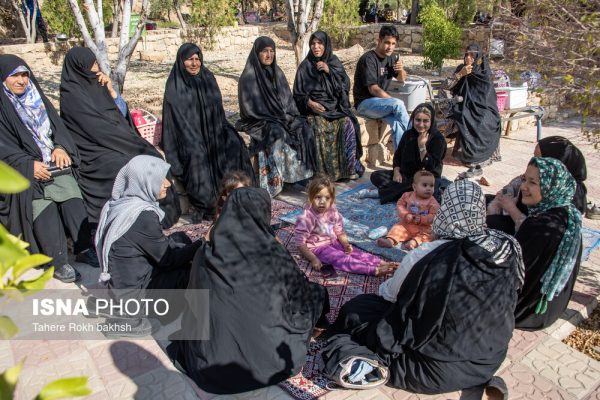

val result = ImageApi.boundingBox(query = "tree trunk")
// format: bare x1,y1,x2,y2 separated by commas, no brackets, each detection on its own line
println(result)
409,0,418,25
174,0,187,35
111,0,120,37
286,0,324,66
67,0,149,92
12,0,36,43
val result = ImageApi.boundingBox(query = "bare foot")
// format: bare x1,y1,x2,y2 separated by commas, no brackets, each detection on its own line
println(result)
375,262,395,276
377,237,395,248
403,239,419,251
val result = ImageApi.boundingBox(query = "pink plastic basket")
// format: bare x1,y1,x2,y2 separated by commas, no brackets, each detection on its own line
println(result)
496,92,508,112
133,109,162,146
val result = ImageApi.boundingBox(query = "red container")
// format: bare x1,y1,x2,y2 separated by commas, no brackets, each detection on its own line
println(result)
496,92,508,112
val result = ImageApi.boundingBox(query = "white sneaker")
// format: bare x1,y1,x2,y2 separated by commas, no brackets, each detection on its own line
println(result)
354,188,379,199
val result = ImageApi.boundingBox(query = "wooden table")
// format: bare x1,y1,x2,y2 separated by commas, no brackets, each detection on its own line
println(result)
500,106,545,141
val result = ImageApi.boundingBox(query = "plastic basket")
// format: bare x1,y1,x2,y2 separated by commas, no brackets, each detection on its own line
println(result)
496,92,508,112
133,109,162,146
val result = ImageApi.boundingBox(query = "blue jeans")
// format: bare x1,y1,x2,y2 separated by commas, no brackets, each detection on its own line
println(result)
357,97,410,150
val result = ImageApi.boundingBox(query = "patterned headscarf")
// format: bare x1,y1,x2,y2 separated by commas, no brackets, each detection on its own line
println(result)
434,180,525,287
3,65,54,163
432,179,486,239
528,157,582,314
95,155,171,283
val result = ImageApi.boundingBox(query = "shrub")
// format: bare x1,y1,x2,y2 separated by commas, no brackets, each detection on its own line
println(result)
319,0,360,46
420,3,462,71
42,0,112,38
188,0,236,48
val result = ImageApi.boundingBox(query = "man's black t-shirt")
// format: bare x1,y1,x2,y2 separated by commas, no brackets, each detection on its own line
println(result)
352,50,396,108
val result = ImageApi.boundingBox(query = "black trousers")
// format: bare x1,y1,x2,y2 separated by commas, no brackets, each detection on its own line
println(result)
32,198,91,267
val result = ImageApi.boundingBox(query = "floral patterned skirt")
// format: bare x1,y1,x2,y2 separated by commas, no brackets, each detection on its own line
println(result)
257,139,313,197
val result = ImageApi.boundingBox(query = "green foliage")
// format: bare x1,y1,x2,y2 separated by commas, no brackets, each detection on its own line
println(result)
41,0,112,38
149,0,172,20
420,3,462,70
319,0,360,46
454,0,476,27
188,0,236,47
35,378,92,400
0,162,91,399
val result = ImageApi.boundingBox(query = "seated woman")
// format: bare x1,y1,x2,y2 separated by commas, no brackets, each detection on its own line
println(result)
60,47,179,228
293,31,363,181
93,155,202,334
488,135,587,234
322,180,523,394
497,157,582,330
0,54,96,283
236,36,316,197
169,187,329,394
446,44,501,178
367,103,446,204
162,43,254,222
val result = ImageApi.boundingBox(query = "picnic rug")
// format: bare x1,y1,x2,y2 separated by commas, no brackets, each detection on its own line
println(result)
280,183,408,262
167,198,395,399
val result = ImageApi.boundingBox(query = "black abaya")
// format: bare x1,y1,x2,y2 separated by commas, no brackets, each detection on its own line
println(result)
451,44,501,165
292,31,362,161
370,103,447,204
514,207,581,330
162,43,253,217
0,54,82,254
323,238,521,393
59,47,179,226
236,36,317,170
169,187,328,394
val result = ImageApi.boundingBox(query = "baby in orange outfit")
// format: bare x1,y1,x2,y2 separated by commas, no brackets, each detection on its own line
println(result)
377,170,440,250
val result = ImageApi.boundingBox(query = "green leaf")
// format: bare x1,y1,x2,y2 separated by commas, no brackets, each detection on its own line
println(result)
35,377,92,400
0,361,23,400
0,316,18,340
0,226,30,275
11,254,53,281
14,267,54,295
0,162,29,194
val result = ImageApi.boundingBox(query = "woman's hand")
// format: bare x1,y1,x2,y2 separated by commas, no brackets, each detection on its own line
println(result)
495,191,517,211
51,148,71,169
316,61,330,74
456,65,473,79
417,132,428,148
308,99,326,114
96,71,118,98
33,161,51,181
393,168,403,183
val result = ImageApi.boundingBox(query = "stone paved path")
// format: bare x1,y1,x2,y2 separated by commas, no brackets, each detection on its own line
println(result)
5,119,600,400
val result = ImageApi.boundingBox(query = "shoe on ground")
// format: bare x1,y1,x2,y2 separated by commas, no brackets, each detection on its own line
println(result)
458,165,483,179
484,376,508,400
85,295,116,318
354,188,379,199
75,247,100,268
586,203,600,220
53,264,81,283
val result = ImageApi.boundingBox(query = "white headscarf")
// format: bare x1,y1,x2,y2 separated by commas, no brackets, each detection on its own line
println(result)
95,155,171,283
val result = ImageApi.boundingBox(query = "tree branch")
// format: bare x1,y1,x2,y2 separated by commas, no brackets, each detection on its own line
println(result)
67,0,99,52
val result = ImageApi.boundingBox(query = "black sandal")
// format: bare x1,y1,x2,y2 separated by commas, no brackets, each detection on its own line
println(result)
484,376,508,400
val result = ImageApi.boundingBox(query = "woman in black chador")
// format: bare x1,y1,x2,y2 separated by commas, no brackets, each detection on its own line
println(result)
0,54,95,283
59,47,180,228
169,187,329,394
449,43,501,178
236,36,316,197
322,180,523,394
293,31,363,181
162,43,253,222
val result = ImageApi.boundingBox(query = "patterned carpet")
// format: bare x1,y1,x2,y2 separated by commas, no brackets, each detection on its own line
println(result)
167,197,394,399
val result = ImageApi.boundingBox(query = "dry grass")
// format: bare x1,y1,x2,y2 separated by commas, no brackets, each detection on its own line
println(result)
564,303,600,361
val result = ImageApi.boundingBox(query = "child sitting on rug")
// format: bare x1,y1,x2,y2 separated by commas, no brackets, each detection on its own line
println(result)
377,170,440,250
205,170,252,240
295,175,396,276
